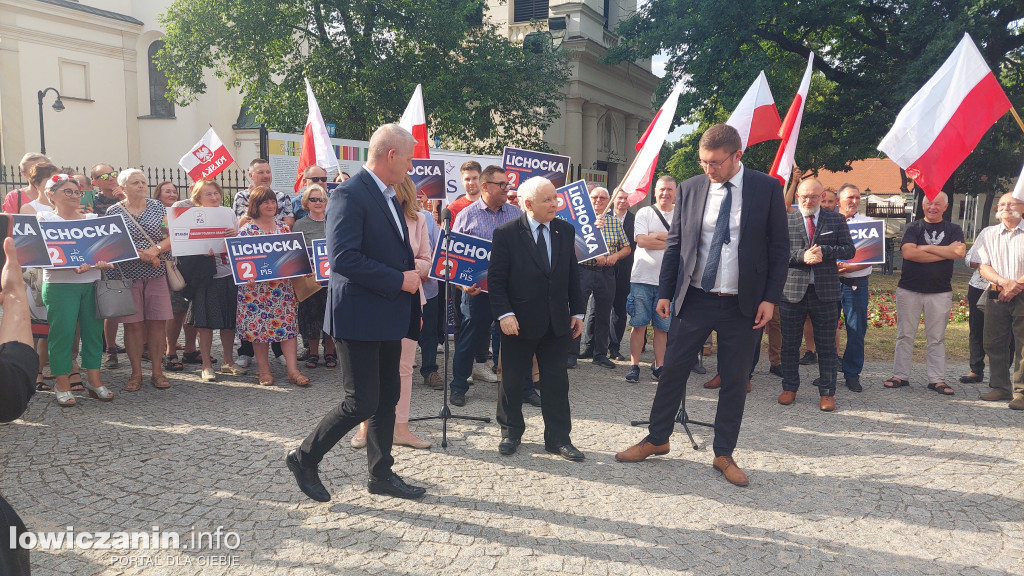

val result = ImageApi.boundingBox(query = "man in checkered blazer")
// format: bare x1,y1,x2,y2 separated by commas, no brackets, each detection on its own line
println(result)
778,178,855,412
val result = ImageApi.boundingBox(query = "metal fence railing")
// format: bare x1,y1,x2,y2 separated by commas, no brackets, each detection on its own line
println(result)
0,165,250,204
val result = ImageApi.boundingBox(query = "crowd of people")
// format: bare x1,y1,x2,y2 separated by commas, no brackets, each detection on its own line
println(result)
4,122,1021,500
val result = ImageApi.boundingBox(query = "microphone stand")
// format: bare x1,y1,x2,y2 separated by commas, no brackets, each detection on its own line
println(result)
410,209,491,448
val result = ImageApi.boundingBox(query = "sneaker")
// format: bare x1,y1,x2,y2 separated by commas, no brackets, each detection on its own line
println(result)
652,365,663,381
799,351,817,365
472,362,497,383
104,353,119,369
769,364,784,377
625,365,640,383
437,344,445,353
578,349,594,360
450,391,466,406
425,372,444,390
235,355,252,368
296,348,311,362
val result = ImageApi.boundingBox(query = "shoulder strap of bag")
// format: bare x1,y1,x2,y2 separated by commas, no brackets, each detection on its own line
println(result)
652,207,671,232
119,201,165,259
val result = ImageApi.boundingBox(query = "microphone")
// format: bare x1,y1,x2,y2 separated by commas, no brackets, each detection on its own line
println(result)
442,208,453,233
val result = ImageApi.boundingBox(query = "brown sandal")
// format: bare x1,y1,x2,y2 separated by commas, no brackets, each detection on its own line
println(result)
150,375,171,389
288,372,310,387
125,375,143,392
258,372,274,386
883,377,909,388
928,382,955,396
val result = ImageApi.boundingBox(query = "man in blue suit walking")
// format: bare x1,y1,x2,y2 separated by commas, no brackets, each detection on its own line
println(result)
287,124,426,501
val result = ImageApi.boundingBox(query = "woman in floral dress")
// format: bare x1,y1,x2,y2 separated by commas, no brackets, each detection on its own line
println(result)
236,186,309,387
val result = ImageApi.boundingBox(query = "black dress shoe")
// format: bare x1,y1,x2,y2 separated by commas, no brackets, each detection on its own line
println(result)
592,355,615,368
524,391,542,407
578,349,593,359
769,364,784,377
450,391,466,406
609,350,625,361
846,376,863,392
367,472,426,499
566,357,577,369
545,443,585,461
286,450,331,502
498,437,521,455
799,351,817,365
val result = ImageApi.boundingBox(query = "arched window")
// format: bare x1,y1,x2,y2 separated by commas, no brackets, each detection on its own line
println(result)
148,40,174,117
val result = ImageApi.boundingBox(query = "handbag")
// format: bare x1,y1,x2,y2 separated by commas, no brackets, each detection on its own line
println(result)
94,270,138,318
119,202,186,291
292,275,323,303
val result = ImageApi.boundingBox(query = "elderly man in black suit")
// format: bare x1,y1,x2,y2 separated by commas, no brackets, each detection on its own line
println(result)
778,178,855,412
488,176,586,460
615,124,789,487
286,123,425,502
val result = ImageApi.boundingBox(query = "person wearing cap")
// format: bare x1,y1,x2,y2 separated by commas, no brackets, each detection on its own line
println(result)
37,174,116,406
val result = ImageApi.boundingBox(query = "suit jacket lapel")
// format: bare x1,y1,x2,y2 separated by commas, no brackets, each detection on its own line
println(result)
362,171,404,241
519,215,550,276
792,212,808,249
740,170,753,238
549,220,562,273
692,178,711,247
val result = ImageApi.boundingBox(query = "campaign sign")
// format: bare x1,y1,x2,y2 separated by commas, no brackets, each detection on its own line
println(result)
325,182,341,197
555,180,609,264
842,219,886,265
312,238,331,282
39,214,139,268
428,231,490,292
502,147,570,192
409,159,446,201
11,215,52,268
225,232,313,285
166,206,237,257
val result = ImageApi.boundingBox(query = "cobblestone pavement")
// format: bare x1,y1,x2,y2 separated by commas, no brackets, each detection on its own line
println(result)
2,337,1022,576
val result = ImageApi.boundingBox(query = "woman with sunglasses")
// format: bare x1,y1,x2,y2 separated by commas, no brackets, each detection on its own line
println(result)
291,184,336,369
36,174,115,406
236,186,308,387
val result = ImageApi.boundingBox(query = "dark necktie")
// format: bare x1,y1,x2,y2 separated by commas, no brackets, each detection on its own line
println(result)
807,215,815,244
701,182,733,291
536,224,550,272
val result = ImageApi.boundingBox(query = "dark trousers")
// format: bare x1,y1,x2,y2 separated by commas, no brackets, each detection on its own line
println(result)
498,325,572,445
983,294,1024,397
298,338,402,478
840,276,870,378
238,339,282,358
967,285,986,375
418,295,439,378
450,292,492,394
647,287,759,457
572,267,615,358
610,257,632,354
781,285,840,396
450,286,464,343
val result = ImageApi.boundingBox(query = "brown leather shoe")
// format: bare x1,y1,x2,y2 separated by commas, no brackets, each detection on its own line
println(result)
1008,396,1024,410
980,389,1013,402
778,390,796,405
703,374,721,389
615,439,670,462
712,455,749,487
819,396,836,412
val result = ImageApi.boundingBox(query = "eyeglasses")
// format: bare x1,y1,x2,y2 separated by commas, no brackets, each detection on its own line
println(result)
59,188,84,198
507,194,518,201
486,181,510,190
307,197,326,203
697,152,737,170
307,177,327,183
590,195,610,201
96,171,118,181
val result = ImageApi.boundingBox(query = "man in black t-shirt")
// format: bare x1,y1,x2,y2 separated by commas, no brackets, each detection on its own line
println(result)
884,192,966,393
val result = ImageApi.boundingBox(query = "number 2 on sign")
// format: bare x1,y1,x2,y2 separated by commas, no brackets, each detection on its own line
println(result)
506,171,519,189
318,260,330,277
237,261,256,280
48,247,67,266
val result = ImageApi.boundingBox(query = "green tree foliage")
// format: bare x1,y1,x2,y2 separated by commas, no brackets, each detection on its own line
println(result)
608,0,1024,196
157,0,570,153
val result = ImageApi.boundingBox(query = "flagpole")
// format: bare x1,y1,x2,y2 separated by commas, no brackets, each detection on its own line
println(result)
1010,107,1024,134
613,151,647,194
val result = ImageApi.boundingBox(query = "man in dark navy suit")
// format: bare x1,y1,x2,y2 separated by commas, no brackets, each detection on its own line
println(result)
287,124,425,501
615,124,789,487
488,176,586,460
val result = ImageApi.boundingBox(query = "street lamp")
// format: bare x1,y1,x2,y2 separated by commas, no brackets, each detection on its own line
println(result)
37,87,65,155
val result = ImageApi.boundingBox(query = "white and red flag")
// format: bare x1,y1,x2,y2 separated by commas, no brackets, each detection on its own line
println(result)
399,84,430,159
726,71,783,150
769,54,814,187
294,78,340,194
878,33,1011,200
619,80,683,206
179,127,234,182
1012,156,1024,202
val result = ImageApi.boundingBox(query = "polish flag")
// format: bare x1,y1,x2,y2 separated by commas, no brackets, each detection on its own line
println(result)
294,78,340,194
179,128,234,182
726,71,782,150
399,84,430,159
878,33,1011,200
618,81,683,206
769,54,814,187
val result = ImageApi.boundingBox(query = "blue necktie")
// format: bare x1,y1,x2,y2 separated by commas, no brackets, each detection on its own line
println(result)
701,182,733,291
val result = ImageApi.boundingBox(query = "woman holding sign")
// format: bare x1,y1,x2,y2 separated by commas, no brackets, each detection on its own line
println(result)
174,180,243,381
37,174,116,406
106,169,175,391
351,176,431,449
236,186,308,387
291,184,336,369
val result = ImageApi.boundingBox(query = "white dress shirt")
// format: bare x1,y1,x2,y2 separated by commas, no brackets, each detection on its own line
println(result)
691,164,744,294
365,165,404,240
